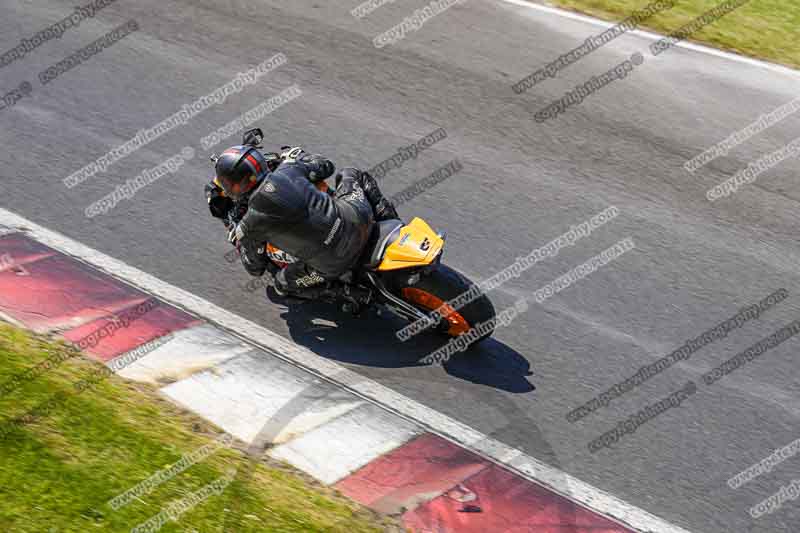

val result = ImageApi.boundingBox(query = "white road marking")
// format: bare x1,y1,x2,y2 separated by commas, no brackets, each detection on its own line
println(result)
162,351,370,446
499,0,800,79
113,323,251,384
0,207,693,533
269,403,423,485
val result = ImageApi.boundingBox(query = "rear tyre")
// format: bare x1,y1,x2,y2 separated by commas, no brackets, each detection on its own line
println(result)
399,264,496,345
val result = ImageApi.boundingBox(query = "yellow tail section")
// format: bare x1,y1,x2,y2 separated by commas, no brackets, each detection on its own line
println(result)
377,217,444,271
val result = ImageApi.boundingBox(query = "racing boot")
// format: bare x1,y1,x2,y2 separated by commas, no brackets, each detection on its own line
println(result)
337,168,400,222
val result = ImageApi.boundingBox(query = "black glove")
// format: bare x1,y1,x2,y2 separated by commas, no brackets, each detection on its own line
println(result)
205,182,234,219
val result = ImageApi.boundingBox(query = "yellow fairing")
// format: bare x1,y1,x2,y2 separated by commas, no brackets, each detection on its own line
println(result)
377,217,444,271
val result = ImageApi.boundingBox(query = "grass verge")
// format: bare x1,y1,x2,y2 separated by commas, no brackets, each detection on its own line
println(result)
543,0,800,69
0,322,399,533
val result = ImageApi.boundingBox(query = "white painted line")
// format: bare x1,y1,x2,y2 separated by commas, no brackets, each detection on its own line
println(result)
269,403,422,485
112,323,251,385
0,209,694,533
162,351,368,446
499,0,800,79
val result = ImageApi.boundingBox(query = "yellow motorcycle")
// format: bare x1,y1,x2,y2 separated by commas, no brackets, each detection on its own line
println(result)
218,133,496,345
261,179,496,345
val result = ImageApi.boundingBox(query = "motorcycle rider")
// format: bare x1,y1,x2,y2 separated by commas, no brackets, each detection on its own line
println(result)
205,129,399,299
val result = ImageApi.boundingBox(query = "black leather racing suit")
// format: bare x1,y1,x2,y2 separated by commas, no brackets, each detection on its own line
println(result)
230,152,396,295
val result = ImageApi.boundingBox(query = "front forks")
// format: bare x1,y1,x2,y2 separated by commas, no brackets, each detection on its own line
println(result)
364,272,440,326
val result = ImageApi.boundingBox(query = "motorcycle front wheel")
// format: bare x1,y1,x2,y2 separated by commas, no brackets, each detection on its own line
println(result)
398,264,496,344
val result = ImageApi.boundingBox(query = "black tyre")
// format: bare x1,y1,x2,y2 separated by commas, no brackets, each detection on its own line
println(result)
398,263,496,344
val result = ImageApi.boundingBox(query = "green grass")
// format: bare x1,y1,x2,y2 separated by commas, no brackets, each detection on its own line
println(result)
545,0,800,69
0,323,399,533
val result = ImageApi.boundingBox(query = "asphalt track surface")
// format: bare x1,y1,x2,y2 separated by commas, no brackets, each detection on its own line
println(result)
1,1,799,532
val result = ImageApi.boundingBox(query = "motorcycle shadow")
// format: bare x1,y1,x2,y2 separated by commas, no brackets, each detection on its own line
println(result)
272,292,535,394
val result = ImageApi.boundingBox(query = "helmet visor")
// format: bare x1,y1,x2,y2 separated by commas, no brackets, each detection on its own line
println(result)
215,174,258,201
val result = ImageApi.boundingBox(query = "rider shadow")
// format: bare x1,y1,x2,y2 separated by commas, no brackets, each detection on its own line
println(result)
271,291,535,394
